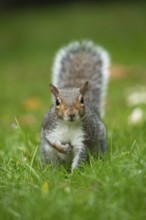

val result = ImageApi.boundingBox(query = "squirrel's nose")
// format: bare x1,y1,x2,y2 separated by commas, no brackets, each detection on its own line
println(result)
68,113,76,120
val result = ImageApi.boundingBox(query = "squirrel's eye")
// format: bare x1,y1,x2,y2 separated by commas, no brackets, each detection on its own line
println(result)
80,97,84,104
56,99,60,106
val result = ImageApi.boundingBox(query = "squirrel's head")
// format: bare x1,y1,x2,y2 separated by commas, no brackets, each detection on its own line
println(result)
49,82,88,122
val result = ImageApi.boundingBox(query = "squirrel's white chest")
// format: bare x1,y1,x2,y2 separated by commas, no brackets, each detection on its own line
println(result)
44,120,85,163
53,120,84,148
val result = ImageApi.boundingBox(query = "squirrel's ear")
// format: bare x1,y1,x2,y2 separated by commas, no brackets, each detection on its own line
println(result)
80,81,88,95
49,84,59,97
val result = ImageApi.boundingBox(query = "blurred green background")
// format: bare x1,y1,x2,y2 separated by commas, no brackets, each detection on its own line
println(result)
0,2,146,126
0,1,146,153
0,2,146,220
0,1,146,150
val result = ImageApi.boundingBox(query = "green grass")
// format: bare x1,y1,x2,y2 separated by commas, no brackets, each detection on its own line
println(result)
0,3,146,220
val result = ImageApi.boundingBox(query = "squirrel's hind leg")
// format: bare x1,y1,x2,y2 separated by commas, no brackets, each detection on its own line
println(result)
71,147,87,171
96,119,108,155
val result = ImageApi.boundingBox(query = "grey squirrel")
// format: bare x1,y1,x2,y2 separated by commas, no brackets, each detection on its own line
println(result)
41,41,110,170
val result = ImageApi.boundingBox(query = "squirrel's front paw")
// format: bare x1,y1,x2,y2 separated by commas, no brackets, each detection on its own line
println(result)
61,142,73,154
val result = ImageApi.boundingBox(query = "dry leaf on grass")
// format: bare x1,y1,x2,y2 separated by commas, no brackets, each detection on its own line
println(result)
110,65,130,79
22,97,42,111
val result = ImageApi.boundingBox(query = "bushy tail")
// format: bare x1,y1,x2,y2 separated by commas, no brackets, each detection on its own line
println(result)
52,40,110,117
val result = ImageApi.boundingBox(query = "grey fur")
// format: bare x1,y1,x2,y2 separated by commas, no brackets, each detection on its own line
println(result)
41,40,110,170
52,40,110,117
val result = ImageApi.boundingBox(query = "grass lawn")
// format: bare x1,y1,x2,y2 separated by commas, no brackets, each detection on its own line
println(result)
0,3,146,220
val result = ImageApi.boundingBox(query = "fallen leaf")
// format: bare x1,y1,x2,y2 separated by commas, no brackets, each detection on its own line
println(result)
22,97,42,110
110,65,130,79
41,181,49,194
